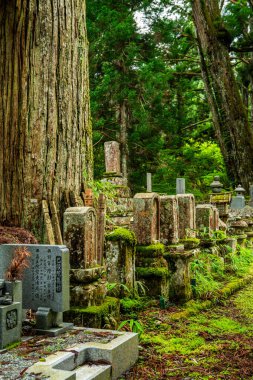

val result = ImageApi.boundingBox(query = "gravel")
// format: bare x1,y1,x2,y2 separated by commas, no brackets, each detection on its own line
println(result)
0,328,118,380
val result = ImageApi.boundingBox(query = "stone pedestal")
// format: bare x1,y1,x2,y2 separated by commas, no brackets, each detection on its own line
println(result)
177,194,196,239
160,195,179,245
165,251,193,304
105,228,136,297
135,244,169,298
133,193,160,245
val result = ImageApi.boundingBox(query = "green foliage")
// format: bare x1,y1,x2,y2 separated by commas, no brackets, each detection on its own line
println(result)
226,247,253,276
190,253,224,299
87,0,230,195
118,318,144,336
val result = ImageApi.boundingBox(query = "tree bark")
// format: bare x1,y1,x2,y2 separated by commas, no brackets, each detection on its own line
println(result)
0,0,93,238
119,99,129,181
192,0,253,190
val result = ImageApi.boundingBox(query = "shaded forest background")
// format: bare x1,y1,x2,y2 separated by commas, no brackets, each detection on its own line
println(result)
87,0,253,198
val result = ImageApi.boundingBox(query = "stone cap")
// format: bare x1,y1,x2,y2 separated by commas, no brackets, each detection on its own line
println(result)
134,192,159,200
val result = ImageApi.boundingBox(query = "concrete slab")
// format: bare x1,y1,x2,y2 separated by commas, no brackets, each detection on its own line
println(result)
26,329,138,380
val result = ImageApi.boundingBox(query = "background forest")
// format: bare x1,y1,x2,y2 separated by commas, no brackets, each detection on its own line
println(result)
87,0,253,198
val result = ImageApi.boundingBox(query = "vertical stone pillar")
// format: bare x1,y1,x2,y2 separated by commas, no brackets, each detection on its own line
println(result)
176,178,186,194
64,207,97,269
177,194,196,239
249,184,253,207
97,194,106,266
105,228,136,296
104,141,121,175
147,173,152,193
160,195,179,245
133,193,160,245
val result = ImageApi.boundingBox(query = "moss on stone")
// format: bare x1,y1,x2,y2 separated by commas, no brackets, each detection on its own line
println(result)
136,267,169,278
106,227,137,246
71,296,119,315
180,238,200,249
120,297,145,313
136,243,165,257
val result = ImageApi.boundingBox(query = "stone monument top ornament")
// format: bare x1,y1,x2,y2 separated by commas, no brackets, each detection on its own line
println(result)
235,184,246,196
210,176,223,193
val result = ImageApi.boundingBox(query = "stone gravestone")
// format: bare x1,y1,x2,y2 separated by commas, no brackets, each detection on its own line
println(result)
196,204,218,234
0,244,71,336
147,173,152,193
177,194,196,239
160,195,179,245
64,207,107,310
64,207,97,269
176,178,186,195
104,141,121,175
133,193,160,245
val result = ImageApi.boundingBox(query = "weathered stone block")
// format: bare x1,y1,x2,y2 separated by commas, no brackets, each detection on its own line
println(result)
64,207,97,269
196,204,218,234
160,195,179,245
177,194,196,239
104,141,121,174
70,280,106,308
165,251,193,303
133,193,160,245
0,302,22,349
136,267,169,298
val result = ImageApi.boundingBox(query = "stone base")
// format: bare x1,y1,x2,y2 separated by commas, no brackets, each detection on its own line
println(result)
165,251,193,304
27,328,138,380
136,267,169,298
64,297,120,329
70,280,107,308
35,322,74,337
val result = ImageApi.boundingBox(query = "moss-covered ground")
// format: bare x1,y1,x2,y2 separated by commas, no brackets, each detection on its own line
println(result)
121,281,253,379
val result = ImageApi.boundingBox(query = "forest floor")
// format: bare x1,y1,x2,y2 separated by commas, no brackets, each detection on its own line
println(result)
121,282,253,380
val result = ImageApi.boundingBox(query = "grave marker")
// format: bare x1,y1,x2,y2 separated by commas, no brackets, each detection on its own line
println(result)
104,141,121,174
0,245,70,313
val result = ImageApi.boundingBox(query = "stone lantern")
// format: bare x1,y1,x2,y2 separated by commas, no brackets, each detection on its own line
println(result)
210,176,223,193
230,184,246,210
235,184,246,196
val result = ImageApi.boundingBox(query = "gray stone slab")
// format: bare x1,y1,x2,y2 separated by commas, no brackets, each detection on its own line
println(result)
0,245,70,312
176,178,186,194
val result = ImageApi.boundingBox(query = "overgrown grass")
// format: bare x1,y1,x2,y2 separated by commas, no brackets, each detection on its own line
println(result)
190,247,253,300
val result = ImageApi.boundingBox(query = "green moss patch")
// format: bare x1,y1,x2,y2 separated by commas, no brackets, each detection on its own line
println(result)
136,267,169,278
136,243,165,257
106,227,137,246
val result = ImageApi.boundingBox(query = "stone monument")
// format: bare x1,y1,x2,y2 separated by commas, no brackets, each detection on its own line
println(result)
177,194,196,239
0,244,71,336
160,195,179,245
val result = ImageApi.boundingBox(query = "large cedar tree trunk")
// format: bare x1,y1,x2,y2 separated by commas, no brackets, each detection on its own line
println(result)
192,0,253,190
0,0,93,237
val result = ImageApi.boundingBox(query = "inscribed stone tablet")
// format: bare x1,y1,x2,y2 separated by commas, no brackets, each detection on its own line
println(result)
0,245,70,312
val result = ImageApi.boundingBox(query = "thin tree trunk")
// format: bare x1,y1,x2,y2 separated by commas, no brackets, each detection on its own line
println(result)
119,99,129,181
0,0,93,238
192,0,253,190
